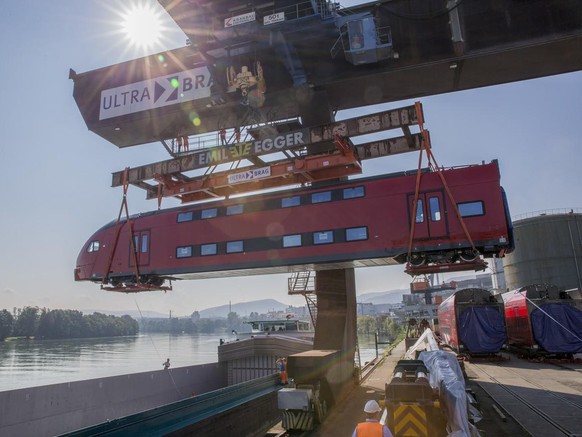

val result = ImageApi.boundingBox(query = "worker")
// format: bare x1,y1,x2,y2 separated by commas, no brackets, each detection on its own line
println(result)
176,135,189,152
219,128,226,145
234,127,241,143
352,400,393,437
163,358,171,370
276,357,288,385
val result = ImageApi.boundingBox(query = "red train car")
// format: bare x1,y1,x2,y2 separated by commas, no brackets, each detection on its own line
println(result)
75,161,513,288
437,288,506,354
502,284,582,354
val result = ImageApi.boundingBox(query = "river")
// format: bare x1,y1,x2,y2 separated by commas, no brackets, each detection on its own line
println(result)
0,333,382,392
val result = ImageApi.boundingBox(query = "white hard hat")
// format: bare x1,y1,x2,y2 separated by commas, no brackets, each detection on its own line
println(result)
364,400,382,413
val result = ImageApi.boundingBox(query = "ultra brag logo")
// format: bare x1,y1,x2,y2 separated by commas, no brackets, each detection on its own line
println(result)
99,67,213,120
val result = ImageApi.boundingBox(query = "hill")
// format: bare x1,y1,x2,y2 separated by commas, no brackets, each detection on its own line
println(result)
357,289,407,305
199,298,288,318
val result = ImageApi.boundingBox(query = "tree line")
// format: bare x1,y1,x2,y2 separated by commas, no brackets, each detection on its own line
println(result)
139,311,257,335
0,307,139,341
356,315,404,340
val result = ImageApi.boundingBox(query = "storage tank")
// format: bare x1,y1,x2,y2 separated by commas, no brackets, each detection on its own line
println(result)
503,210,582,291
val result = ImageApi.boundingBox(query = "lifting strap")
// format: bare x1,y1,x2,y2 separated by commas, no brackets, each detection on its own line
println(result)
101,168,142,287
406,102,478,265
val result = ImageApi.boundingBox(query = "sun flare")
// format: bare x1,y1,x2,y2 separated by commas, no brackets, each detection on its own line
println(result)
121,3,163,49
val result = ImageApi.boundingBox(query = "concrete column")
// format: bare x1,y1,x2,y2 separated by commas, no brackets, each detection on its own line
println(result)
313,268,357,403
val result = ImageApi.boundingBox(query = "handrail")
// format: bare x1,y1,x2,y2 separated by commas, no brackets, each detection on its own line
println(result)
513,207,582,221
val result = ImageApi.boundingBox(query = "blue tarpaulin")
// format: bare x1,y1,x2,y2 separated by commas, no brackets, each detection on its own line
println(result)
531,303,582,353
458,306,506,353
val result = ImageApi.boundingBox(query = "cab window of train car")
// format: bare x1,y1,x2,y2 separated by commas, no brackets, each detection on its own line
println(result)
415,199,425,223
226,204,244,215
201,208,218,219
176,246,192,258
313,230,334,244
458,201,484,217
177,211,194,222
87,241,100,252
343,186,364,199
312,191,331,204
201,243,217,256
283,234,302,247
282,196,300,208
346,227,368,241
429,197,441,221
226,241,243,253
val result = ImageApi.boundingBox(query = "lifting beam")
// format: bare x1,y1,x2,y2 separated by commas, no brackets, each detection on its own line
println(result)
153,134,361,203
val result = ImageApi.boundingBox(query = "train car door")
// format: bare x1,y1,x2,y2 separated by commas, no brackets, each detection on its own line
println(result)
130,230,150,266
408,191,448,239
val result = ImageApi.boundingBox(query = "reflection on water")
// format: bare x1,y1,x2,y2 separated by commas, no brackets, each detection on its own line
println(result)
0,333,383,392
0,333,224,392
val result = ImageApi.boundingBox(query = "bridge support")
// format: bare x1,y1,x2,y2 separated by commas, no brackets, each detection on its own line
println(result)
313,268,358,403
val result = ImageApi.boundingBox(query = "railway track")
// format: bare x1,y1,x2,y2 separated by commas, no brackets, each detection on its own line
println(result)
468,359,582,437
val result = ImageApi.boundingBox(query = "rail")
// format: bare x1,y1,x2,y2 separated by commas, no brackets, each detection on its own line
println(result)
57,375,280,436
512,207,582,221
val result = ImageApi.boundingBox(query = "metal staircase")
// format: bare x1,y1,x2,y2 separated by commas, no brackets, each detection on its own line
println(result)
288,271,317,328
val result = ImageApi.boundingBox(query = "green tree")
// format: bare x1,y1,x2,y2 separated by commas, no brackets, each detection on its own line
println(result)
0,309,14,340
382,319,404,340
356,315,376,335
13,306,39,338
38,309,86,339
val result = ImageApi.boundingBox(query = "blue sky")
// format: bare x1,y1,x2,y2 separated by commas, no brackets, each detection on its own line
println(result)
0,1,580,317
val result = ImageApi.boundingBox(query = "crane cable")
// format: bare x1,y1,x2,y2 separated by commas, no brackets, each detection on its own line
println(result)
406,102,479,267
134,298,183,397
101,167,142,288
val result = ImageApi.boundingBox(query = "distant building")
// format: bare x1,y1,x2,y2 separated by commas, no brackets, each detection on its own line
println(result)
356,302,375,316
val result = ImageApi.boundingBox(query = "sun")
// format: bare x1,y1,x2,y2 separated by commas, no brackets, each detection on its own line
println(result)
121,3,163,49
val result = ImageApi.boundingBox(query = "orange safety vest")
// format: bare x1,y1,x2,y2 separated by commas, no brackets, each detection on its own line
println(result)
356,421,383,437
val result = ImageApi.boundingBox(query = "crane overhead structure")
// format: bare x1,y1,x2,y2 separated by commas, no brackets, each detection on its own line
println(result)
70,0,582,149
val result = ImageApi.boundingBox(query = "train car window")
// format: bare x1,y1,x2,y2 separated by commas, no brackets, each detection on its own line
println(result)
176,246,192,258
87,241,100,252
226,241,244,253
283,234,302,247
226,204,244,216
282,196,301,208
201,243,217,256
343,186,365,199
177,211,193,223
429,197,441,221
313,230,334,245
458,201,485,217
346,227,368,241
201,208,218,219
141,235,148,253
415,199,425,223
312,191,332,204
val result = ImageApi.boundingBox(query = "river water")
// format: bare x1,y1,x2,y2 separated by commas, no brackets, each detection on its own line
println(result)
0,333,381,392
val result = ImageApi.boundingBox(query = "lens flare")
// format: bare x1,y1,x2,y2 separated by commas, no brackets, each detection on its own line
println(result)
190,112,201,126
